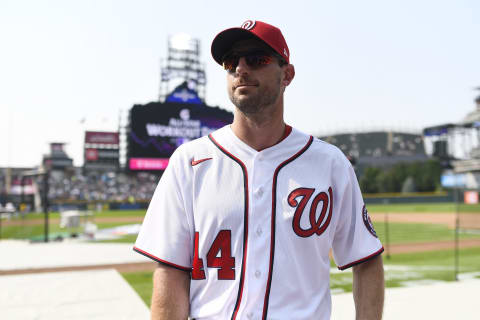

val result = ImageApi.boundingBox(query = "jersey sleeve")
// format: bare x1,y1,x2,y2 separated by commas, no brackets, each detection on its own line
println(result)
331,157,383,270
133,149,193,271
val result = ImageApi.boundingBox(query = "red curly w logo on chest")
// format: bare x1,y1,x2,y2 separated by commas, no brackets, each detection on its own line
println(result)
287,187,333,238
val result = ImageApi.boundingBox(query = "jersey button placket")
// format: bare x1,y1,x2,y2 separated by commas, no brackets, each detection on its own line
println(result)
242,154,269,320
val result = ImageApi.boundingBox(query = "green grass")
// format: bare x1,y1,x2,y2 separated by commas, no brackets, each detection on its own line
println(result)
3,212,62,221
0,209,146,240
2,205,480,243
105,221,480,245
332,247,480,293
122,271,154,306
101,217,480,245
373,222,480,245
0,223,78,239
0,209,145,223
367,202,480,213
122,247,480,306
0,221,138,240
11,209,145,220
98,234,138,243
94,209,146,218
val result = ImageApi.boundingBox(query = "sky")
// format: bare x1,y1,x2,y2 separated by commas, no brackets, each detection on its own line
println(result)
0,0,479,168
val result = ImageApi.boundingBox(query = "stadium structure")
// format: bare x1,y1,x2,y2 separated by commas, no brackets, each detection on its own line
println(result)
0,34,232,213
1,29,477,214
158,33,206,102
126,33,233,171
423,90,480,189
320,131,427,176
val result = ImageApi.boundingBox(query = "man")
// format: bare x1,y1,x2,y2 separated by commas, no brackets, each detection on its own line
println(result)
134,20,384,320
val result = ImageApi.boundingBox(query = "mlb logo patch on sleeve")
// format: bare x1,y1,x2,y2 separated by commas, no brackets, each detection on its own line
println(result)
362,205,378,238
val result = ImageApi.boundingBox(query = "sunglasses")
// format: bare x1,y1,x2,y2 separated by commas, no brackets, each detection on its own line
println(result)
222,50,277,72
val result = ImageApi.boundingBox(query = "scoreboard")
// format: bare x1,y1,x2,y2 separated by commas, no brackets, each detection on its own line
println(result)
127,101,233,171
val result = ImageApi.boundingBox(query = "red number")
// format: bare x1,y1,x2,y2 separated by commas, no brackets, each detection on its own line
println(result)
192,232,206,279
192,230,235,280
207,230,235,280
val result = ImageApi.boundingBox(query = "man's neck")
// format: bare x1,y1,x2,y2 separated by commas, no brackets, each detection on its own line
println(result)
231,105,286,151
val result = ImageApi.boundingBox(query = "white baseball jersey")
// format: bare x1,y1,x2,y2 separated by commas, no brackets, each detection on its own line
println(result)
134,125,383,320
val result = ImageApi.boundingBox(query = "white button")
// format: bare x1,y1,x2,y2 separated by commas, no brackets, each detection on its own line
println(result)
247,312,253,319
255,187,264,197
255,270,261,278
257,154,263,161
256,228,263,236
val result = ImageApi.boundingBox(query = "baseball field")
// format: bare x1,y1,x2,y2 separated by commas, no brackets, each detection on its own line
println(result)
1,202,480,307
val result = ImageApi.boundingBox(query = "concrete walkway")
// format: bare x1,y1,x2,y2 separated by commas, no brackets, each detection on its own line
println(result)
0,269,149,320
0,240,150,272
1,240,479,319
0,240,151,320
332,278,480,319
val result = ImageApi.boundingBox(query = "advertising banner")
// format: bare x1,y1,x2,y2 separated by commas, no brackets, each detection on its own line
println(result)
127,101,233,170
84,147,119,171
85,131,119,145
129,158,169,170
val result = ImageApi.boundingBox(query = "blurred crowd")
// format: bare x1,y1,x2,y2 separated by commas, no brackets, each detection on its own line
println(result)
46,171,160,201
0,169,160,204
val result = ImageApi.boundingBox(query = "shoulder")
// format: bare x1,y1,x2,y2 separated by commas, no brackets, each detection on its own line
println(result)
287,128,353,179
292,128,350,166
312,137,348,162
315,137,353,174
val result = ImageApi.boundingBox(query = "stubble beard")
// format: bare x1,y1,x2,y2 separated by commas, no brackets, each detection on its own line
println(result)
229,77,282,116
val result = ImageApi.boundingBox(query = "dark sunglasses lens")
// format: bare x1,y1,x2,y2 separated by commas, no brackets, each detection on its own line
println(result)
222,51,273,71
245,53,272,67
222,55,238,71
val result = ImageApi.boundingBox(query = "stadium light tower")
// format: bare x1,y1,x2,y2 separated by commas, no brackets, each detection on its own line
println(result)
170,33,194,51
159,33,207,102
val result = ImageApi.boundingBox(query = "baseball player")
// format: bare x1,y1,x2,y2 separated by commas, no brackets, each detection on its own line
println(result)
134,20,385,320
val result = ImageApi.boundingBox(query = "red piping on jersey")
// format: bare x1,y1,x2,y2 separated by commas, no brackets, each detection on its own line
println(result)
262,135,314,320
133,246,191,272
337,247,384,270
281,125,293,141
208,134,249,320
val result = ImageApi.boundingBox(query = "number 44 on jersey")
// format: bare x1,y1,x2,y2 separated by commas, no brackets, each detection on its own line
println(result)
192,230,235,280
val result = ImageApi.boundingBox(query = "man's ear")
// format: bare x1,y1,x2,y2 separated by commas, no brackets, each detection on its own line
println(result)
282,64,295,87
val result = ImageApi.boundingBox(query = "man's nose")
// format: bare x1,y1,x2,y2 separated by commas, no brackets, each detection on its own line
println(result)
235,57,250,74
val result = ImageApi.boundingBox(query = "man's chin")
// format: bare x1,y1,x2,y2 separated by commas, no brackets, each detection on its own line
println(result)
230,94,262,112
235,104,262,115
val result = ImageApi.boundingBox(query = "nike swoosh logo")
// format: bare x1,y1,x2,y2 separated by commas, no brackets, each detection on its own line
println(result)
191,158,212,166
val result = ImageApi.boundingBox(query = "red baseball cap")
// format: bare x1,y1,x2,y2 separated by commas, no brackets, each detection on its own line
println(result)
211,20,290,66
